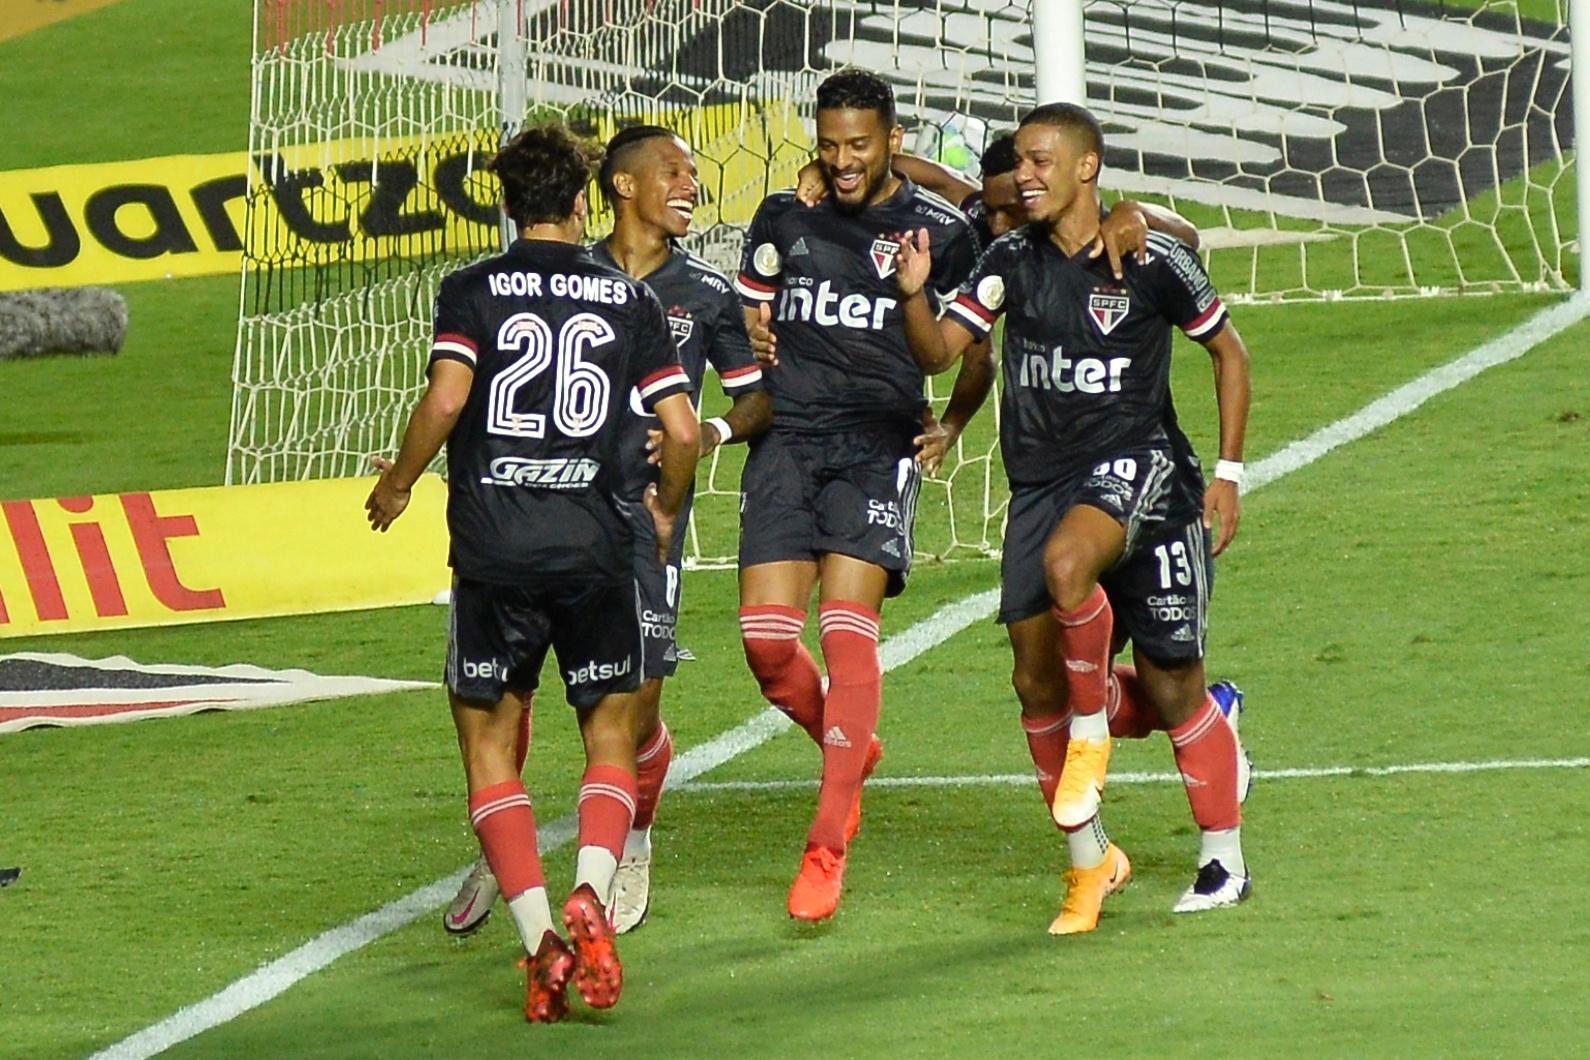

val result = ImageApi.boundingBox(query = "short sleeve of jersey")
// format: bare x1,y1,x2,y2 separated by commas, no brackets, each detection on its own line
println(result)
733,198,783,306
928,221,981,309
706,284,765,396
427,273,480,371
1153,239,1229,341
945,238,1018,340
632,286,692,413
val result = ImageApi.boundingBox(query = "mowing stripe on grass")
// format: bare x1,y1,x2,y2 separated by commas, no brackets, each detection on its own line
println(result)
97,294,1590,1059
676,757,1590,793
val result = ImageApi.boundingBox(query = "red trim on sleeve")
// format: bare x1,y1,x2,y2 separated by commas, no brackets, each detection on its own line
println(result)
736,273,777,294
1183,299,1226,336
954,293,997,323
434,332,478,352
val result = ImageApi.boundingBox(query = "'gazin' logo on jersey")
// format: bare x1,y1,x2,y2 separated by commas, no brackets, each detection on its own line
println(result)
870,238,900,279
667,306,694,347
1088,292,1130,336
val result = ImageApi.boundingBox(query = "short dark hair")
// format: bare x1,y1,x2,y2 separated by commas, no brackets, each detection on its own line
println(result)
815,69,896,126
598,124,679,206
489,122,602,227
1019,103,1105,166
981,132,1016,178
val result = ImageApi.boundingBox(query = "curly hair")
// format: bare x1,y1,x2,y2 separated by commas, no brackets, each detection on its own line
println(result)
980,132,1017,179
815,69,896,126
488,122,603,227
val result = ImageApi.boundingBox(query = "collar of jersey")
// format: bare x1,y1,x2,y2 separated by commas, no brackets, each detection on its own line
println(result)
508,237,590,260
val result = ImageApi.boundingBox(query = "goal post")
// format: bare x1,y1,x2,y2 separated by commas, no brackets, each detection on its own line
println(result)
228,0,1585,567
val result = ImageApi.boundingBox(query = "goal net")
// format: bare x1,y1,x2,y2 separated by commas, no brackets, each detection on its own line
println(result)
228,0,1579,565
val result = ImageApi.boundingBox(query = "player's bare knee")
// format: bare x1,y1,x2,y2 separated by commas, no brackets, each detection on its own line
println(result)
1044,553,1097,614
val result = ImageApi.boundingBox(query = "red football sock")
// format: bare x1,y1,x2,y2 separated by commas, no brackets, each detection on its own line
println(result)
632,722,673,830
468,780,544,901
514,698,533,774
1021,710,1071,821
1168,695,1241,831
1053,587,1113,717
740,605,825,745
1108,665,1165,739
806,602,882,854
577,764,638,861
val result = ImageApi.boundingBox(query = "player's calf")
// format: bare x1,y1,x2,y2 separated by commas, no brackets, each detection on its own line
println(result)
739,605,826,744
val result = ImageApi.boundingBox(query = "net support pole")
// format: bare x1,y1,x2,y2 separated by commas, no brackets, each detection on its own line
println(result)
1032,0,1087,106
1575,0,1590,290
497,0,527,251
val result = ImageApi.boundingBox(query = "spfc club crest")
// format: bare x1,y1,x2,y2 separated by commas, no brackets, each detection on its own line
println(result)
870,237,900,279
1088,292,1130,335
667,307,695,346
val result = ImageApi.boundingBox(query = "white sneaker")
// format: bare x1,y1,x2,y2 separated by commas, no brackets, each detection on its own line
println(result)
1172,859,1252,914
610,854,652,935
443,857,498,936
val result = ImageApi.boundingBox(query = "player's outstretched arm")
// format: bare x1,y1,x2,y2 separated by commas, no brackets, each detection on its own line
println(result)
365,359,472,531
645,392,701,562
1090,199,1203,280
1202,322,1252,557
894,228,976,375
916,337,995,475
793,152,977,209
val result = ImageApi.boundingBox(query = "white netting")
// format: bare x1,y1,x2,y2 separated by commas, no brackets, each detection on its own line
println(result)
229,0,1579,564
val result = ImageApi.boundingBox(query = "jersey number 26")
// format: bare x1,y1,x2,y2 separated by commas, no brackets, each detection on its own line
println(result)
488,311,613,439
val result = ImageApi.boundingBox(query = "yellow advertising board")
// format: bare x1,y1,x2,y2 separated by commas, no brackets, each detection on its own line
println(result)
0,101,808,291
0,476,451,638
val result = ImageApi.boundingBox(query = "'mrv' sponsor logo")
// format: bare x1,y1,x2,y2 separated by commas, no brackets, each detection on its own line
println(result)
482,457,599,489
565,657,633,684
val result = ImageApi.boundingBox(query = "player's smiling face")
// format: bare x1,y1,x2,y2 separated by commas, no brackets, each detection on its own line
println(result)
631,135,699,238
815,107,904,214
1013,123,1097,229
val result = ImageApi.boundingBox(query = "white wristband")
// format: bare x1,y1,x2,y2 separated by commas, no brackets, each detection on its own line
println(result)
704,417,733,445
1214,459,1245,486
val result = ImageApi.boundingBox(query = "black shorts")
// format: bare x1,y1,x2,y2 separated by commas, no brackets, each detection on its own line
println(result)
445,576,642,708
630,492,692,681
1100,517,1212,663
998,442,1185,624
738,427,921,598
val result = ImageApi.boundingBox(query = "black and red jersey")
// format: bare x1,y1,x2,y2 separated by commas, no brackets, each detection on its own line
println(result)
427,238,689,585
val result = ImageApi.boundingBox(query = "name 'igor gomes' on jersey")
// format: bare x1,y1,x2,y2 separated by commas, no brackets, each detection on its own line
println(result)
734,178,980,433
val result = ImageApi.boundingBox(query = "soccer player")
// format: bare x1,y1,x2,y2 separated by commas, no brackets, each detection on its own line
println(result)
365,122,700,1022
442,125,771,939
895,102,1254,931
733,69,980,922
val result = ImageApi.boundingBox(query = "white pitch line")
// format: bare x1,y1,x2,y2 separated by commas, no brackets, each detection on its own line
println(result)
99,295,1590,1059
92,590,1000,1060
676,756,1590,793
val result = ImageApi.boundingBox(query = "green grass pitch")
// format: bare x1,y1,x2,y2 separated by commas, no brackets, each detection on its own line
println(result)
3,3,1589,1057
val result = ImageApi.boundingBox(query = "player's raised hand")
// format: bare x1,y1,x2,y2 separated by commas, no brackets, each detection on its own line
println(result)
913,406,956,476
364,454,410,532
1204,478,1241,556
894,227,933,297
795,159,828,207
1091,201,1150,280
643,482,676,564
751,302,778,367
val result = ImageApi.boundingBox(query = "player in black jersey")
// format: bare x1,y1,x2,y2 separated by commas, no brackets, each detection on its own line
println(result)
732,70,979,923
897,103,1254,932
365,123,699,1022
441,125,770,942
589,124,770,932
